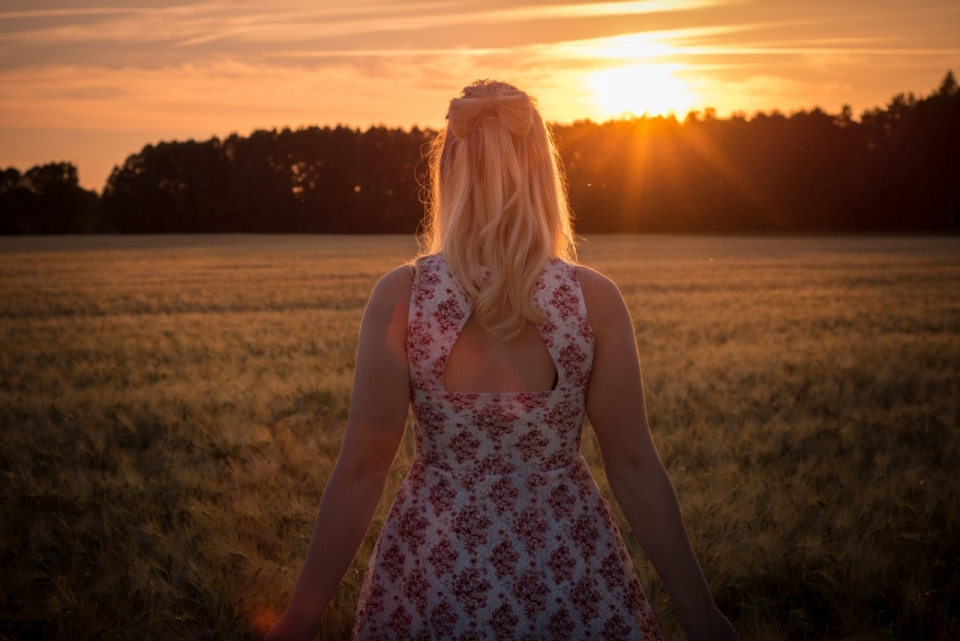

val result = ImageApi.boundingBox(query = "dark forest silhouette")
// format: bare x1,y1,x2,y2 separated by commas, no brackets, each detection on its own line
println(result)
0,163,100,235
2,72,957,235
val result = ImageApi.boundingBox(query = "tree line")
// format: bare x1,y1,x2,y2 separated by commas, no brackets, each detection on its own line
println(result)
2,72,957,234
0,164,100,234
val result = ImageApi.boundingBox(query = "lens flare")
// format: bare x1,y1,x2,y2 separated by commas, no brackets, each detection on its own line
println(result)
247,604,282,635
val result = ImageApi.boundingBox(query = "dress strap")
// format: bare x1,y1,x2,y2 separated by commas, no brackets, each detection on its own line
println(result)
533,259,595,390
407,255,473,390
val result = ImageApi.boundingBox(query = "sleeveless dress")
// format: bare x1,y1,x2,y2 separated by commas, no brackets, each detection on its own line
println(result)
351,254,663,641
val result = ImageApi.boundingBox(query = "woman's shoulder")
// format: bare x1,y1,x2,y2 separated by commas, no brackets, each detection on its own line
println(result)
539,259,620,304
379,263,415,287
366,264,415,317
574,265,627,323
573,264,618,291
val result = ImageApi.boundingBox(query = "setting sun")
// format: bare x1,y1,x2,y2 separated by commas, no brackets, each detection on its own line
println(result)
590,64,696,118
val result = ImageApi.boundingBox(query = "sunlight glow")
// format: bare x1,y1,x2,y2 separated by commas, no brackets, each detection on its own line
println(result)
590,64,696,118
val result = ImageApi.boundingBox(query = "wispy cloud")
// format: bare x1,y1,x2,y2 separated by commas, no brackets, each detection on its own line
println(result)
1,0,725,47
0,7,144,19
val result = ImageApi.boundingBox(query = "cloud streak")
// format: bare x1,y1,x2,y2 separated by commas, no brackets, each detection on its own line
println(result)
2,0,725,47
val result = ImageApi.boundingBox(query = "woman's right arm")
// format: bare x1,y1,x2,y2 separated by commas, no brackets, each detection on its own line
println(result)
579,266,738,641
264,265,414,641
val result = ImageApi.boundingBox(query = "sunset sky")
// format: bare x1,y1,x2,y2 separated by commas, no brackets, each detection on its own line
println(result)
1,0,958,191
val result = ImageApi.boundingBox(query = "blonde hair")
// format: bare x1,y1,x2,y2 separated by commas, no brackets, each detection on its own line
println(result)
419,79,576,339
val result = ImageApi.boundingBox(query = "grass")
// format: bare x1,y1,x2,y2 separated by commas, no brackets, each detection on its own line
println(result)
0,234,958,640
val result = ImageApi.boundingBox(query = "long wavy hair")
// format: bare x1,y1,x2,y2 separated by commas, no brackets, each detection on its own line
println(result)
419,80,576,339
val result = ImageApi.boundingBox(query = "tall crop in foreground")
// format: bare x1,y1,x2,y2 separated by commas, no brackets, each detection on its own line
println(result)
0,234,958,639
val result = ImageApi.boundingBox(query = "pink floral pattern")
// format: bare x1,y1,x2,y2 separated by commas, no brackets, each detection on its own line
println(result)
352,254,662,640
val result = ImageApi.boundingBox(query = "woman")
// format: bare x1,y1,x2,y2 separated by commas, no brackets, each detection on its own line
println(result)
265,80,738,641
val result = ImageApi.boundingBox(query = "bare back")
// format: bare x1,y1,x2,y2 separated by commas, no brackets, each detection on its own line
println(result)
443,313,558,393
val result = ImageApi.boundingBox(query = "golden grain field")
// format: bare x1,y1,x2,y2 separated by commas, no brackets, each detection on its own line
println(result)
1,234,958,641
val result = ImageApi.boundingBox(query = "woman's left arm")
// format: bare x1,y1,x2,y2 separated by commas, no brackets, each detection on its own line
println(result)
264,266,414,641
579,267,738,641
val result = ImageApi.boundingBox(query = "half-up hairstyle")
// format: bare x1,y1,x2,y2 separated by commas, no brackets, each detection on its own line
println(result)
419,79,576,339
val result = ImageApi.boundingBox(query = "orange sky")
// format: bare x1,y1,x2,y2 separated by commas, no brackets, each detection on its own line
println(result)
1,0,958,191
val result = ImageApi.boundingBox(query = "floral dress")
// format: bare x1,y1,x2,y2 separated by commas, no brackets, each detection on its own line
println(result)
351,254,662,640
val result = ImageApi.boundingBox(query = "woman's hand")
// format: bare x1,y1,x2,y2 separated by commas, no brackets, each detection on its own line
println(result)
261,607,320,641
683,604,740,641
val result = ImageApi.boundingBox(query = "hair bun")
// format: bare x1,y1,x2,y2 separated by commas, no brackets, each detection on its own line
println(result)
448,84,533,139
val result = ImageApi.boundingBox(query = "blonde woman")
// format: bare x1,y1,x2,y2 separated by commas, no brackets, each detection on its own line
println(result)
265,80,739,641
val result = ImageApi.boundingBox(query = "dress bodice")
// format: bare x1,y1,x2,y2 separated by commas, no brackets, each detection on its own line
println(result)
406,254,595,476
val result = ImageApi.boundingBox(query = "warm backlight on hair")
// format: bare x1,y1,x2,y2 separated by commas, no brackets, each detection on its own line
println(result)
590,64,695,117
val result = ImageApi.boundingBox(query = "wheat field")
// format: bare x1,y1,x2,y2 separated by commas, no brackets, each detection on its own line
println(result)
1,234,958,641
